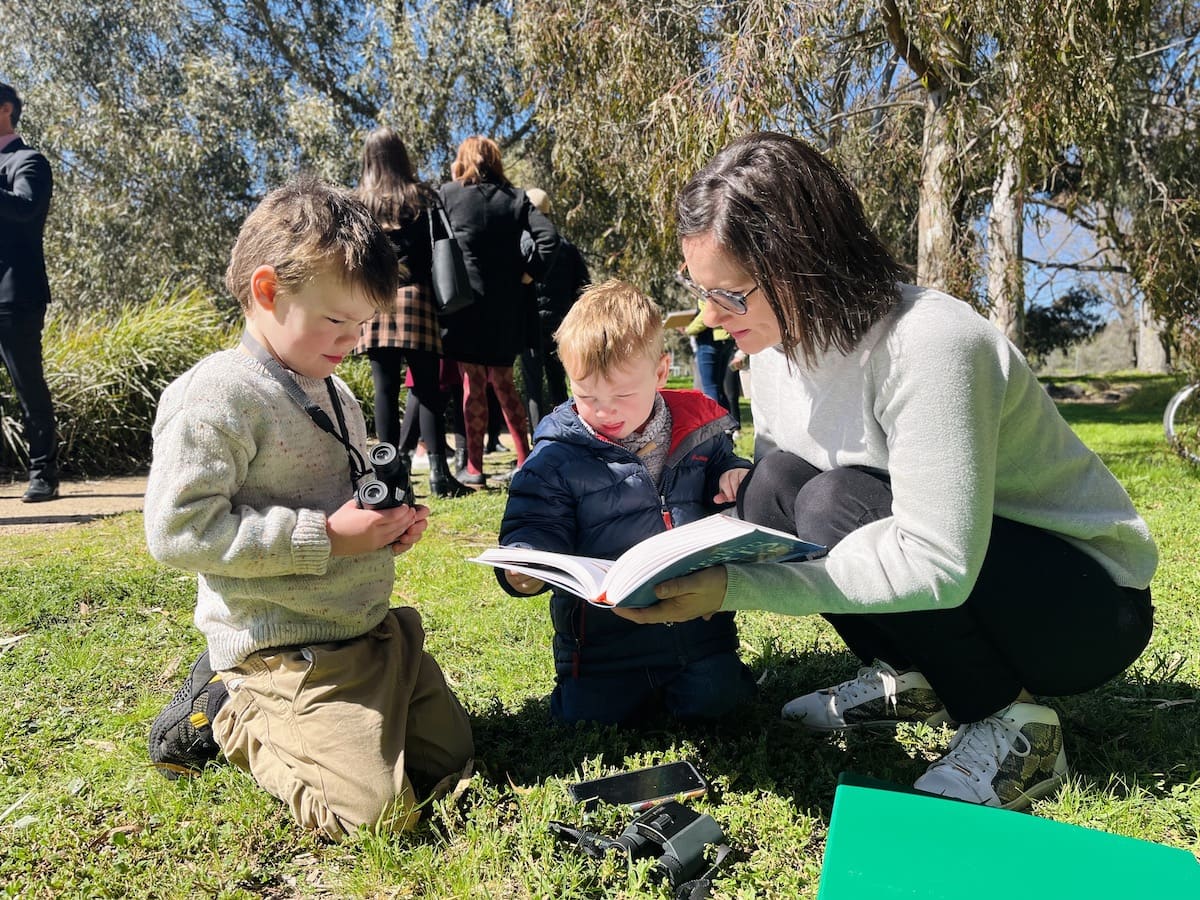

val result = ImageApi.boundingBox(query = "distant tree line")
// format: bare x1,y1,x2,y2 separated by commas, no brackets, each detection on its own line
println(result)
2,1,1197,366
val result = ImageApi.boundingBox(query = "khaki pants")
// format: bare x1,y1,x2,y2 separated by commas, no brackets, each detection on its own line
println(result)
211,607,474,841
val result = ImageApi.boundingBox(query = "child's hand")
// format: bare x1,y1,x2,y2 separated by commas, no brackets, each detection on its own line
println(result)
326,499,430,557
504,570,546,595
713,467,749,505
388,505,431,555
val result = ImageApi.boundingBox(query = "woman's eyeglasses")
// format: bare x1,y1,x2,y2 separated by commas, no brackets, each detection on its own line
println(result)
674,268,758,316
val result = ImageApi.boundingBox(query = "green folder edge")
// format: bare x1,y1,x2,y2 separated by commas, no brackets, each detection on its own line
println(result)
817,772,1200,899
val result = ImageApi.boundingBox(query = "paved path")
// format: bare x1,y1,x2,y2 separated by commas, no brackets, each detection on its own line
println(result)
0,475,148,536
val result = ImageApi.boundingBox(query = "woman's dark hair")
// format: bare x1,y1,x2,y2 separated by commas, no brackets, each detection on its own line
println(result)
676,131,907,365
355,127,436,227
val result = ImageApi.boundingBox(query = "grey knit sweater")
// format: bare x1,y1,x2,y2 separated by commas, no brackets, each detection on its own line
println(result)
144,349,394,670
724,284,1157,618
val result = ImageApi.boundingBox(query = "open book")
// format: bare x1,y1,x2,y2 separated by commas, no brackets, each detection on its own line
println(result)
663,308,699,329
471,514,825,609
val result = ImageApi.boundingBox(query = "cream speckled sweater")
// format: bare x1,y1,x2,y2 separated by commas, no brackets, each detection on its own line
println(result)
144,349,394,670
724,284,1157,618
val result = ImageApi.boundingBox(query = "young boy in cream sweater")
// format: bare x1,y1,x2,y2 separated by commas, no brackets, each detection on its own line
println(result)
144,178,472,840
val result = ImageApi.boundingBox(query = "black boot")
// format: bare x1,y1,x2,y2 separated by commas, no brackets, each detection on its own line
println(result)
453,446,468,477
428,454,473,497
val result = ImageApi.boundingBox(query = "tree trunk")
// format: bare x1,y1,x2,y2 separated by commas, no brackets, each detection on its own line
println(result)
917,84,955,291
987,120,1026,348
1137,301,1169,372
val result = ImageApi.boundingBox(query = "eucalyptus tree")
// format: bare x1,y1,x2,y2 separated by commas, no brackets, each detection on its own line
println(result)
1062,5,1200,368
0,0,527,314
516,0,1176,353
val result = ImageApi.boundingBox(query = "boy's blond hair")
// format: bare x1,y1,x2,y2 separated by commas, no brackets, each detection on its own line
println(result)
225,176,399,313
554,279,665,380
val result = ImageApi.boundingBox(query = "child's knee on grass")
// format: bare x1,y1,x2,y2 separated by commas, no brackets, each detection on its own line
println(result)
662,651,758,721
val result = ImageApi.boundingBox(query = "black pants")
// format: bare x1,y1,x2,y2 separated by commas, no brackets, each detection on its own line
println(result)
737,451,1153,723
0,305,57,481
519,323,569,432
366,347,445,452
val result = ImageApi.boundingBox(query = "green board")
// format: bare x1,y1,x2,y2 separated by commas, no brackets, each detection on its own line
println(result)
818,775,1200,898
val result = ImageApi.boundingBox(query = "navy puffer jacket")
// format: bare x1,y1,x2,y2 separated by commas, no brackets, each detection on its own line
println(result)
498,390,752,678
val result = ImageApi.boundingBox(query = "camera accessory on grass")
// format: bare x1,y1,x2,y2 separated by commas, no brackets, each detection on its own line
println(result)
357,442,415,509
549,800,733,898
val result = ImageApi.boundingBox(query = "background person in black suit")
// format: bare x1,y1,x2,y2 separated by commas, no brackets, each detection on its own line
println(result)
0,82,58,502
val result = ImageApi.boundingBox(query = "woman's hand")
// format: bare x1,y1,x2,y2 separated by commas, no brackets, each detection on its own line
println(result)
611,566,728,624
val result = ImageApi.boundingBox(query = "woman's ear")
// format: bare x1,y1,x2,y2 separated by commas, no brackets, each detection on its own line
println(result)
248,265,278,312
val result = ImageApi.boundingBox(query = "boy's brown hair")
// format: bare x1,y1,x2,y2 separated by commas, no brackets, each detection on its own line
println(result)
225,176,399,314
554,279,665,380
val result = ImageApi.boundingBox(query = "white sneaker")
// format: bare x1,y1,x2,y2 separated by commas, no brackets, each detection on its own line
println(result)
914,701,1068,810
781,660,949,731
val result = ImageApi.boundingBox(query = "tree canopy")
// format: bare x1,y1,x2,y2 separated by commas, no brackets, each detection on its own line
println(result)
2,0,1197,356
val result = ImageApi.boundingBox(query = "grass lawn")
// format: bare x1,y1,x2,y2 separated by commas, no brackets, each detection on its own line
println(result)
2,373,1198,897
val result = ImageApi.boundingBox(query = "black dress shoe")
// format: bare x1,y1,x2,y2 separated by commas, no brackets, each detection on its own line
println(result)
457,471,487,486
21,476,60,503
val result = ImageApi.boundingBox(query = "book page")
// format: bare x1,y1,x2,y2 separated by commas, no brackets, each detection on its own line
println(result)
470,547,613,599
598,516,824,608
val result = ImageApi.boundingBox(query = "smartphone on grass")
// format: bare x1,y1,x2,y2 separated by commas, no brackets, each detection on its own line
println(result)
568,761,708,811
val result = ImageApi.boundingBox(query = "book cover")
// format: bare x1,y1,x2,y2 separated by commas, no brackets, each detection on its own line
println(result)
663,309,698,329
472,514,825,609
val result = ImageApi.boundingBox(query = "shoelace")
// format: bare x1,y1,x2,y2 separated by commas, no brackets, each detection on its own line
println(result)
933,712,1031,782
839,661,903,711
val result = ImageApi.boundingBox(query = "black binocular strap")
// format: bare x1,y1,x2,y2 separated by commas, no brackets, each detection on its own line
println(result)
239,331,368,491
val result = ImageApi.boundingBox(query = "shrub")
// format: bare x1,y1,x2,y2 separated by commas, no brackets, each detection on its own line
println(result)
0,283,388,476
0,282,235,475
1025,287,1107,366
335,354,377,436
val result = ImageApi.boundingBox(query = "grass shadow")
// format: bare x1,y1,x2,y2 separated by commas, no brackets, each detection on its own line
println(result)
468,647,935,821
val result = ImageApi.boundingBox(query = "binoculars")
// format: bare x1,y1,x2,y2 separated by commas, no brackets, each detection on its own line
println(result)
355,442,415,509
550,800,726,890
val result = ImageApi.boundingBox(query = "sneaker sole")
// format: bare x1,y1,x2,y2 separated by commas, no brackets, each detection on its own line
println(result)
781,708,952,732
999,768,1068,811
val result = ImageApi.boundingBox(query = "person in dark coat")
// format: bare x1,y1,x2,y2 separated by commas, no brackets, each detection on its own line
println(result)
438,136,558,484
0,82,58,502
497,281,757,725
353,127,469,497
518,187,590,431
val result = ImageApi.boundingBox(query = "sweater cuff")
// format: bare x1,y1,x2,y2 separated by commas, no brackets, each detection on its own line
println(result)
292,509,332,575
722,562,817,617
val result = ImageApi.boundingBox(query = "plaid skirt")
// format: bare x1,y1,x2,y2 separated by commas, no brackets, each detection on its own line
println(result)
355,282,442,355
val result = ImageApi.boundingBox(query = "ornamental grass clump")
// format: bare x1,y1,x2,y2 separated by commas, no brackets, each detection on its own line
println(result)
0,281,235,475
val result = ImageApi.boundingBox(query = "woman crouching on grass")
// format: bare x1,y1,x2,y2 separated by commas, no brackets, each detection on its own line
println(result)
617,131,1157,810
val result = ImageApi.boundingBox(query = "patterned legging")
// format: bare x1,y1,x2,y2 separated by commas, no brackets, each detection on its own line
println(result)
460,362,530,474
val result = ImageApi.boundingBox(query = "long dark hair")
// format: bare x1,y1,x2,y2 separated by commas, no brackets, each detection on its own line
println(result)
355,127,436,228
676,132,907,365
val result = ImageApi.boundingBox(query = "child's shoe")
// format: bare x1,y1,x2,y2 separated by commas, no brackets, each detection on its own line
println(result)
148,650,228,779
914,701,1068,809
